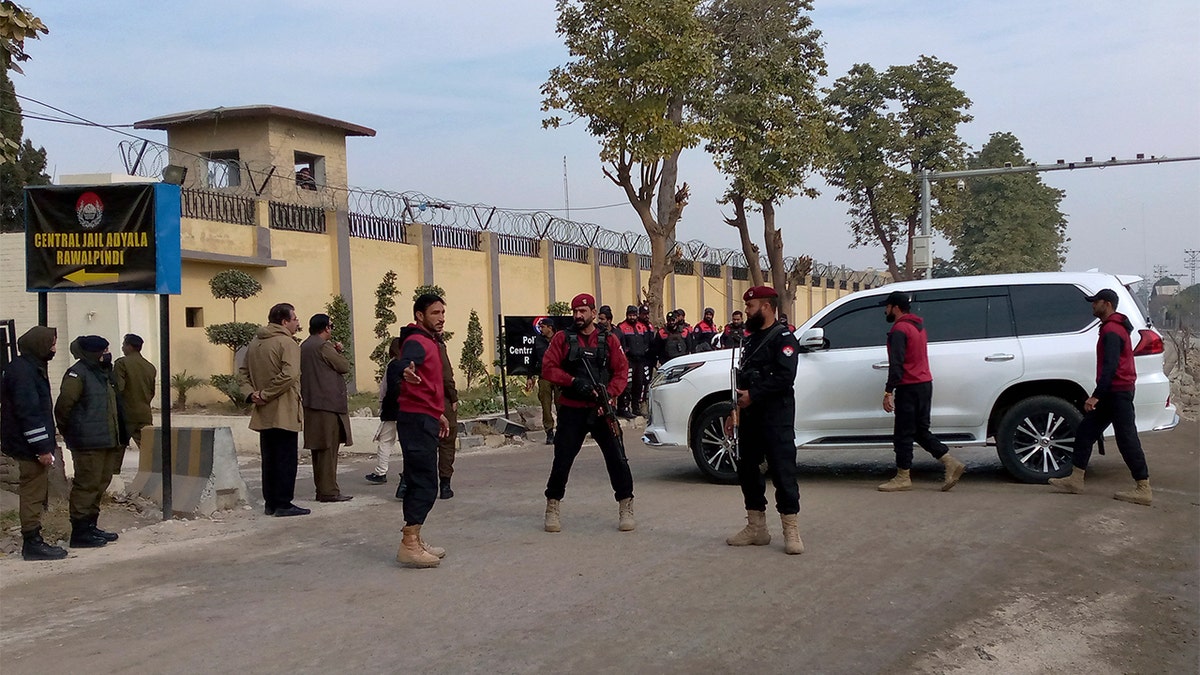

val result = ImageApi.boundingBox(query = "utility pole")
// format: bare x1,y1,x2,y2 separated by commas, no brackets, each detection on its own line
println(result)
563,156,570,222
1153,264,1169,282
1185,249,1199,286
918,153,1200,279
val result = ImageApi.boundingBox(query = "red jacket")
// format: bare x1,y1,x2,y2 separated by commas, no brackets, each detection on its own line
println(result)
397,323,444,419
542,327,628,409
885,313,932,391
1095,312,1136,396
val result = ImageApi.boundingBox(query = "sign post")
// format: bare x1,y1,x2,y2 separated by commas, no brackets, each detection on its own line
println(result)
25,183,182,520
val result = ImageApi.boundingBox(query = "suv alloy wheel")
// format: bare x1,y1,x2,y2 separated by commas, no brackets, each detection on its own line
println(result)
994,395,1082,482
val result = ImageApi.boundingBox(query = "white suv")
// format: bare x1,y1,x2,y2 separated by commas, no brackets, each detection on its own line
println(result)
642,272,1179,483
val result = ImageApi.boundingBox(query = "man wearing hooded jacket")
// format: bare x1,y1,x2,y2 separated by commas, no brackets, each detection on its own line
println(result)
877,291,966,493
56,334,128,548
1049,288,1153,505
1,326,68,560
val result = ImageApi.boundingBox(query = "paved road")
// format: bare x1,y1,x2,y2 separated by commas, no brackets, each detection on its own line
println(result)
2,422,1197,674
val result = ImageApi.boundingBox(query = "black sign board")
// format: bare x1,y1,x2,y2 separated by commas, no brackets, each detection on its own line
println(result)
25,183,181,294
503,315,574,376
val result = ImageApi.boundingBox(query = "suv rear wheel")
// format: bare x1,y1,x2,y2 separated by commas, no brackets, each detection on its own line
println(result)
995,395,1081,483
691,402,739,484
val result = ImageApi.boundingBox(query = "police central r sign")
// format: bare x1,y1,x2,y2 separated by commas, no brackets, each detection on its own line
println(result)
24,183,182,294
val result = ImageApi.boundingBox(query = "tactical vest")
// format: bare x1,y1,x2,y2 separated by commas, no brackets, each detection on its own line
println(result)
560,328,611,402
662,329,689,360
64,363,120,450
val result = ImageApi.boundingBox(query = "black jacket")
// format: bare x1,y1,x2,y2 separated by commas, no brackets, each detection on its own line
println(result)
532,333,552,376
736,321,800,420
1,326,59,460
380,359,403,421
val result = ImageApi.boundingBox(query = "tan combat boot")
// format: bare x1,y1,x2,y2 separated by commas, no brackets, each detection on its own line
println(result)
420,534,446,559
877,468,912,492
1048,467,1085,494
544,499,562,533
1113,479,1152,506
780,514,804,555
618,497,636,532
396,525,441,568
939,454,966,492
726,510,771,546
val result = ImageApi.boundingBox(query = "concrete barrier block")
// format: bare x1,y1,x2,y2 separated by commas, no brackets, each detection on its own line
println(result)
459,435,486,449
129,427,248,517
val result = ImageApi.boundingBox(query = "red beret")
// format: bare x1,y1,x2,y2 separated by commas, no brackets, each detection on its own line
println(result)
571,293,596,309
743,285,778,301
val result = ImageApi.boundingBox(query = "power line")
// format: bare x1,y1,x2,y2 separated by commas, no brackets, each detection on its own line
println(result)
10,93,634,214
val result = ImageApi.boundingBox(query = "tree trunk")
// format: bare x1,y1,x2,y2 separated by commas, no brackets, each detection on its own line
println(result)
762,200,790,311
726,194,763,286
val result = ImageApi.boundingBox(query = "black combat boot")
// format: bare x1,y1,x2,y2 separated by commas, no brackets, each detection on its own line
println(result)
70,519,108,548
22,528,68,561
545,428,555,445
89,516,119,542
395,476,408,501
439,477,454,500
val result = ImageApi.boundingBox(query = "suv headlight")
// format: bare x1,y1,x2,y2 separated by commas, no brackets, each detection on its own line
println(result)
651,362,704,388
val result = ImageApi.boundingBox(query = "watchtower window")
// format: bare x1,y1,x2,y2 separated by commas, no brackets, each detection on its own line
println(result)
294,151,325,191
201,150,241,188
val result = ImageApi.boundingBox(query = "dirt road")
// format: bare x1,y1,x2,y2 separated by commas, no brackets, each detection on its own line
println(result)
1,422,1196,673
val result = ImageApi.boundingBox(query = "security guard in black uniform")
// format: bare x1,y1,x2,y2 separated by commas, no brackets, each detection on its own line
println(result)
724,286,804,555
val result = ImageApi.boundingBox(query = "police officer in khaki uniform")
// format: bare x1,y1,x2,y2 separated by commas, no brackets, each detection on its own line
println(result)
114,333,156,448
55,335,127,548
1,326,68,560
300,313,354,503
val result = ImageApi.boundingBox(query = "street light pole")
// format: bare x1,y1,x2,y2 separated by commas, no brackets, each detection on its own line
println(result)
917,154,1200,280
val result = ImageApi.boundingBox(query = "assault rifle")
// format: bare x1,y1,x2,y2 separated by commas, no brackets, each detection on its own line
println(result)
580,357,626,455
729,344,741,463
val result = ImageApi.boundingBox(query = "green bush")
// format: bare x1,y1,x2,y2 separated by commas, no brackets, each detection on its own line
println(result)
210,374,248,410
170,371,207,410
205,322,259,353
324,294,354,383
208,269,262,322
547,301,570,316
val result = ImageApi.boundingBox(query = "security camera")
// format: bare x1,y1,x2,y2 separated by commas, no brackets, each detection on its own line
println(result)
956,179,965,191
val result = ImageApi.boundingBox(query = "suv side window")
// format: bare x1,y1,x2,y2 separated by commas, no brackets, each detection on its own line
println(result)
1010,284,1094,336
815,297,889,350
912,289,1015,342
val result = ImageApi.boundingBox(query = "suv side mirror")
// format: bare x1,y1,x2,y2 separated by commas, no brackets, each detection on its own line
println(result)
799,328,825,350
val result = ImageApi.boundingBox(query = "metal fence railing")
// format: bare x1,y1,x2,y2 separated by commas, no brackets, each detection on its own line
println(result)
553,242,588,263
269,201,325,233
596,248,628,268
348,212,408,243
182,188,255,226
430,224,481,251
496,233,539,257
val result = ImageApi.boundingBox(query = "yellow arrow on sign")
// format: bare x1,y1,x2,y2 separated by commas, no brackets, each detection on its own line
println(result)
64,269,120,285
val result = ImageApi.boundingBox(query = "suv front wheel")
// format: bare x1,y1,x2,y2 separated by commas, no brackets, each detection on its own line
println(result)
691,402,740,484
995,395,1081,483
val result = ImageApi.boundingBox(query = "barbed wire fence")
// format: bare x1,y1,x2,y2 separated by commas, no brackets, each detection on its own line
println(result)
120,138,888,288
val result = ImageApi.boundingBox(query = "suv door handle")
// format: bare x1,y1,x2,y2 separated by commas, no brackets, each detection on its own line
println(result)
984,353,1015,362
872,361,889,370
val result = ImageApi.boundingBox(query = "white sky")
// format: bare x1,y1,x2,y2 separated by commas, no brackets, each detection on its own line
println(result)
13,1,1200,281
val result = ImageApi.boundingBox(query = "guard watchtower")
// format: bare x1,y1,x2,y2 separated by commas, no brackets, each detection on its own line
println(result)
134,105,375,208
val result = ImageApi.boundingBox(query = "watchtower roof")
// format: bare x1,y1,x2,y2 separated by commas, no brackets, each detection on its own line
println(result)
134,105,376,137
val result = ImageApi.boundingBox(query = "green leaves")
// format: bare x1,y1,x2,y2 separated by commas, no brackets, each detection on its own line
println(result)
951,132,1068,275
824,56,973,280
208,269,262,321
325,294,354,382
205,322,259,353
459,309,487,389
